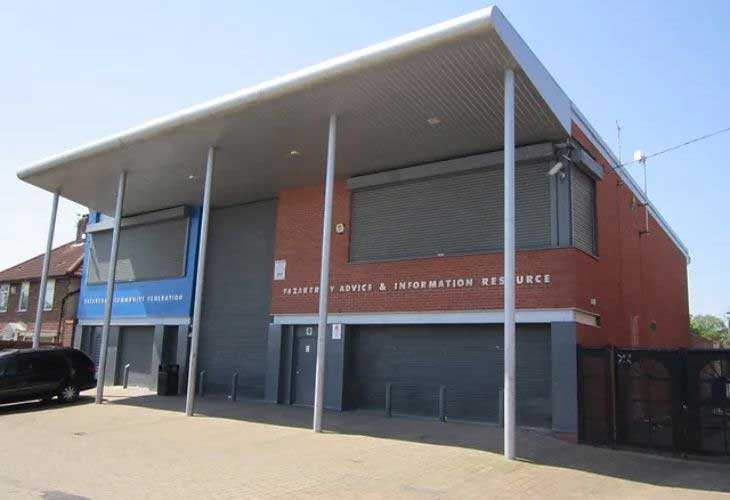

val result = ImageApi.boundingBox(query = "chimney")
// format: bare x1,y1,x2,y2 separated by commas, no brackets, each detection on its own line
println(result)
76,214,89,243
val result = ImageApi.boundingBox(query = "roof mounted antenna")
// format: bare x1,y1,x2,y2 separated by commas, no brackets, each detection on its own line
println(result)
616,121,623,164
633,149,650,235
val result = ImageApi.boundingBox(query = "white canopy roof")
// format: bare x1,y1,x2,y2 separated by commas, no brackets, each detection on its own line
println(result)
16,6,688,258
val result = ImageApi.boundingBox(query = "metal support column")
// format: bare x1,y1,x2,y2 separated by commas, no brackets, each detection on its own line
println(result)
95,171,127,404
503,68,516,459
313,114,337,433
185,146,216,416
32,191,59,349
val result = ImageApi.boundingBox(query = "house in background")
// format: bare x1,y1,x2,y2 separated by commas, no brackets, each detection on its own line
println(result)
0,216,87,346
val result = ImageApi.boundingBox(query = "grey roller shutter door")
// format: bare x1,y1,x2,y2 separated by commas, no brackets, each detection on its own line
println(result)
116,326,154,388
350,163,552,262
83,326,103,377
349,324,552,428
571,167,597,254
198,200,277,398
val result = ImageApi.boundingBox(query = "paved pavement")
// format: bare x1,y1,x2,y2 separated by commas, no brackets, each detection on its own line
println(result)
1,387,729,500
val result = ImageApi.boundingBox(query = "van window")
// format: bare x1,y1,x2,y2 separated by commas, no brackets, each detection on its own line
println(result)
0,356,18,377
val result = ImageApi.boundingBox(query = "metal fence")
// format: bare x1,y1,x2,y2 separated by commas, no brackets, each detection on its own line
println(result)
578,345,730,457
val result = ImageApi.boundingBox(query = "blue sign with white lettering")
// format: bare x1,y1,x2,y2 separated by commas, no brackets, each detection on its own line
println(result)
77,207,200,320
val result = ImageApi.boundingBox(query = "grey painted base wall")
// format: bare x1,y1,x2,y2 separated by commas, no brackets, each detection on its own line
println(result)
265,321,578,435
77,323,189,394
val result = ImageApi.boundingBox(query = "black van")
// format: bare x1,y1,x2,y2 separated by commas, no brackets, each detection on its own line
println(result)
0,348,97,405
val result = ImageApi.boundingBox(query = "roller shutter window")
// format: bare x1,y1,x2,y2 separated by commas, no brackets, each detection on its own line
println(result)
87,217,188,284
350,162,552,263
571,167,597,255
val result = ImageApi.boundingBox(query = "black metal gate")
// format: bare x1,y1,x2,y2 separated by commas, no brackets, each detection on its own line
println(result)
577,345,730,458
685,350,730,456
577,346,613,445
615,349,685,452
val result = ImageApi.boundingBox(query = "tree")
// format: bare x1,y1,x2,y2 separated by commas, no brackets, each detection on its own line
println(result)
690,314,729,344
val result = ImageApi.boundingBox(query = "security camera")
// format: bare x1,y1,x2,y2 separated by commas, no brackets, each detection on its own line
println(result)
548,161,564,177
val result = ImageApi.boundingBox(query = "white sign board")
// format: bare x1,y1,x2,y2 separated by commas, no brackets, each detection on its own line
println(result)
273,260,286,281
332,323,342,340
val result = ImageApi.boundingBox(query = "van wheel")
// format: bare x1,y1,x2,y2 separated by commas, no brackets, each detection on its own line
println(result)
59,384,79,403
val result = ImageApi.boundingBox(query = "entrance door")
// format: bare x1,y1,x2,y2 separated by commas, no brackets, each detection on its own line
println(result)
116,326,154,388
292,326,317,406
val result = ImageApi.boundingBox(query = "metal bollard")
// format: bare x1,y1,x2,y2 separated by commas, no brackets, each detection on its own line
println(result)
228,372,238,402
198,370,206,398
438,385,447,422
385,382,392,418
122,363,131,389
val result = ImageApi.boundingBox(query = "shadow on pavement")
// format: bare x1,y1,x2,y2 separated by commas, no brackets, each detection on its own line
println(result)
0,395,94,415
105,392,730,495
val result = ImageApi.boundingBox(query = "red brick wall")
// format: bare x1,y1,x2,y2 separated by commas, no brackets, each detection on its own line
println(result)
572,124,689,347
270,129,690,348
271,182,592,316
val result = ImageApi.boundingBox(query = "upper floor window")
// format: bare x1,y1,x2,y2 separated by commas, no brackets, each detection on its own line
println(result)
0,284,9,313
87,217,189,284
43,279,56,311
17,282,30,312
349,162,553,263
571,167,597,255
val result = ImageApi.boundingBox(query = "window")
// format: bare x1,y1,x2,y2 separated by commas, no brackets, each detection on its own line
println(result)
571,167,597,255
349,163,553,263
17,282,30,312
0,356,18,378
0,284,9,313
87,217,189,284
43,279,55,311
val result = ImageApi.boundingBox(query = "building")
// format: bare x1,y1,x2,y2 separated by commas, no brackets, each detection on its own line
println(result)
0,218,86,346
74,208,199,391
17,7,689,440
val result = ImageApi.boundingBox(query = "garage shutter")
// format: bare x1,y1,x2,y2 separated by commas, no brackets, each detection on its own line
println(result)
198,200,277,397
571,167,597,254
349,324,551,428
116,326,154,387
350,162,552,262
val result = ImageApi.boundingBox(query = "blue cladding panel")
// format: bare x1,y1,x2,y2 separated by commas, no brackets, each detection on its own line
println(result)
77,208,200,319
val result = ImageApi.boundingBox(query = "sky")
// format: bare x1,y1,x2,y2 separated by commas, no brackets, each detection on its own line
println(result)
0,0,728,318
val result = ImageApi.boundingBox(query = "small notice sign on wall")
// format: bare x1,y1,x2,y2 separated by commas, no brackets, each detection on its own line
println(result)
274,259,286,281
332,323,342,340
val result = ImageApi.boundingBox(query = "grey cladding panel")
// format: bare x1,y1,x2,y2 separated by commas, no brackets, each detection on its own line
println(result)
571,167,597,254
87,217,188,283
350,162,552,262
198,200,277,398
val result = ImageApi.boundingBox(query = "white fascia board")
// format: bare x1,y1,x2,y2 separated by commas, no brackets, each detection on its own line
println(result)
570,107,690,262
490,8,573,133
273,309,598,326
17,7,499,182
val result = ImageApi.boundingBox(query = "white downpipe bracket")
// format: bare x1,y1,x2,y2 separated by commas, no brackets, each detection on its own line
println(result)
313,114,337,433
503,68,517,460
32,191,59,349
186,146,216,416
95,171,127,404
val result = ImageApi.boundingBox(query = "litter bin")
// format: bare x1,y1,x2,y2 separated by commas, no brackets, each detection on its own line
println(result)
157,364,179,396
